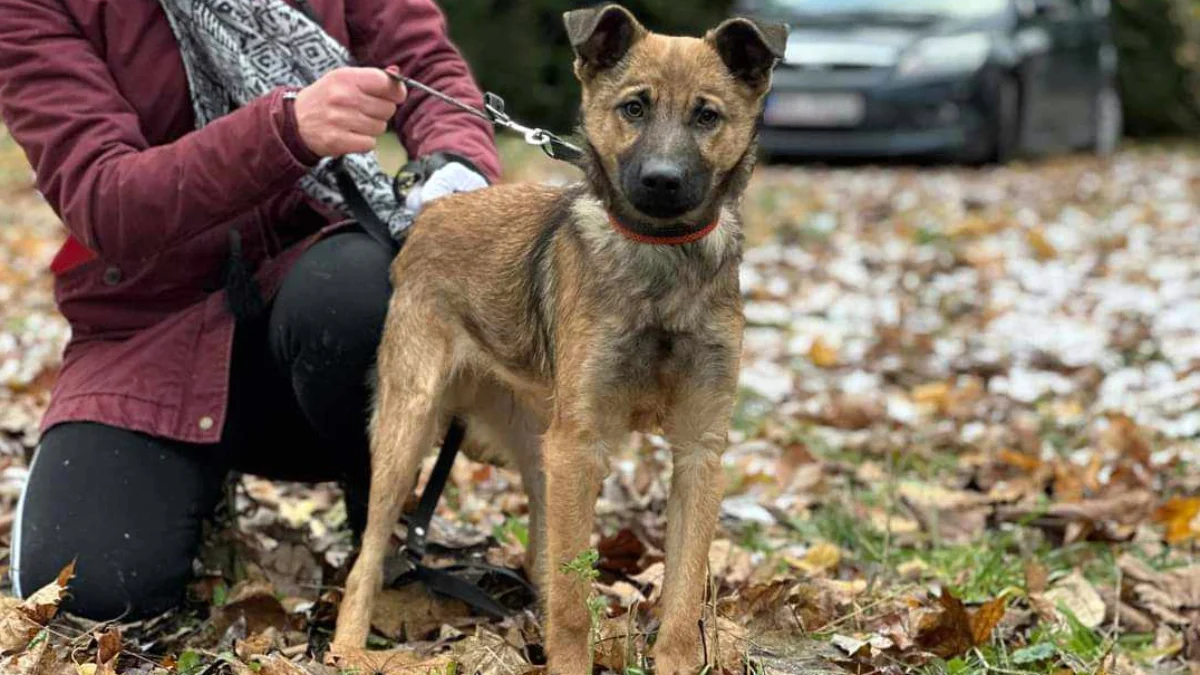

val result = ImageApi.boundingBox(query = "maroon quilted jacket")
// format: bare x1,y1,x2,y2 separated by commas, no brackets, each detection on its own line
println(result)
0,0,501,443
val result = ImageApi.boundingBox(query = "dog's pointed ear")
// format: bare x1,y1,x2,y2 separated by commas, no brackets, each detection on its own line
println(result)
563,4,646,76
707,17,788,88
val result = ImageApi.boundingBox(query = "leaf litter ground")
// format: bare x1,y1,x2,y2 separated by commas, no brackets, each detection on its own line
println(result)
0,132,1198,674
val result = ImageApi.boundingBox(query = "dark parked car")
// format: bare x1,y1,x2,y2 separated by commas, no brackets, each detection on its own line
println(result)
741,0,1122,162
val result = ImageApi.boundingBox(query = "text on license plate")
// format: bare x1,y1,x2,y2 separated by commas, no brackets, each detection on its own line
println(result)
764,92,865,127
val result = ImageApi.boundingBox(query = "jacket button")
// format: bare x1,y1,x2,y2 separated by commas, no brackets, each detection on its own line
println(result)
102,266,122,286
198,416,215,431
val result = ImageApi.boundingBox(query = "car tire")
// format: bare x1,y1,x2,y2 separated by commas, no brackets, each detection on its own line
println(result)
987,76,1021,165
1089,81,1122,157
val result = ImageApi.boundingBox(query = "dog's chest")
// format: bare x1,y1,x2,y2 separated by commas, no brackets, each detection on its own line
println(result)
599,285,739,430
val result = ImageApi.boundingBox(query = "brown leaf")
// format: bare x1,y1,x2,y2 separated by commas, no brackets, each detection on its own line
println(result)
0,562,74,655
708,539,754,587
1025,561,1049,595
1153,497,1200,544
596,581,644,608
789,541,841,576
809,337,839,368
629,562,664,605
1183,622,1200,663
1026,228,1058,260
593,617,640,673
969,596,1007,646
325,645,454,675
915,589,975,658
1117,553,1200,622
1,640,74,675
235,627,279,661
997,448,1042,473
1041,570,1106,629
999,490,1155,536
95,628,120,666
451,629,529,675
212,581,296,637
911,381,951,414
597,529,646,575
370,585,471,641
88,627,122,675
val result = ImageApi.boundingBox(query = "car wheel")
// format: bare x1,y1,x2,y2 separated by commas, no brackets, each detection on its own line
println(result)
1090,81,1122,157
988,76,1021,164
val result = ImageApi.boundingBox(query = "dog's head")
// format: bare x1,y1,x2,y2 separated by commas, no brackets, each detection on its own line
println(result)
565,5,786,227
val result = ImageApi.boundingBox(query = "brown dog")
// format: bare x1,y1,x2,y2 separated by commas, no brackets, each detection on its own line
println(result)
333,6,785,674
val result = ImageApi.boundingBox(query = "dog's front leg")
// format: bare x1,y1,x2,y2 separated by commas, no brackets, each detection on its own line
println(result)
543,421,612,675
654,391,736,675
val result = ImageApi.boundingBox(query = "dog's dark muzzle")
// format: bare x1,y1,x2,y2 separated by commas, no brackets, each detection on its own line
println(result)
622,157,708,220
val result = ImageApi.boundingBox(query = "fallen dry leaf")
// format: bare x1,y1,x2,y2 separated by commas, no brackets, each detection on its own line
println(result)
970,596,1007,646
1153,497,1200,544
914,589,1006,659
370,585,471,641
326,645,454,675
1118,554,1200,625
1025,561,1050,595
808,337,839,368
0,562,73,655
915,589,975,658
0,639,73,675
597,529,647,575
1026,227,1058,260
212,580,296,637
451,629,529,675
789,541,841,576
1040,570,1106,629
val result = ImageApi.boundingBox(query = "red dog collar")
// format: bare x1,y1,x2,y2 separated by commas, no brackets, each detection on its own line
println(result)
609,213,720,246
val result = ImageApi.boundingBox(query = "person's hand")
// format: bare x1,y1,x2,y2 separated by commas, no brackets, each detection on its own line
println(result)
294,67,407,157
405,162,489,213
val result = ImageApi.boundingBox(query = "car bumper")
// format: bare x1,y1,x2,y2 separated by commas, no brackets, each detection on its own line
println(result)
760,69,994,159
760,125,972,157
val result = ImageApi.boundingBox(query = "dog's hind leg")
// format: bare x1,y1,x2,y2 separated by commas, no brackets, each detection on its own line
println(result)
653,388,737,675
333,307,453,650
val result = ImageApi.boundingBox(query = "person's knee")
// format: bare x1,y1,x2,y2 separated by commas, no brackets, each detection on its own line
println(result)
270,232,393,372
13,425,221,621
16,534,192,620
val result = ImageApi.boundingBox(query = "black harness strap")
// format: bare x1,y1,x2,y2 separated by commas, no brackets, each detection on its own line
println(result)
393,419,536,617
330,157,404,253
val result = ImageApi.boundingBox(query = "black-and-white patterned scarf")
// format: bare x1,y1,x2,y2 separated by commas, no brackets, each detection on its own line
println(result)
158,0,411,236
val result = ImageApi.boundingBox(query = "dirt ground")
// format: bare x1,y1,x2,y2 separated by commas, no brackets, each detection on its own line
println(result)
1,129,1198,675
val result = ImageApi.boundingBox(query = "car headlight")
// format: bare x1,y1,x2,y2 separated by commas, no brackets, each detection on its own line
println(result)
894,33,991,79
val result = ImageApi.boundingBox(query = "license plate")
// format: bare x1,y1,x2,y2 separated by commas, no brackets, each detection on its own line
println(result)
765,92,865,127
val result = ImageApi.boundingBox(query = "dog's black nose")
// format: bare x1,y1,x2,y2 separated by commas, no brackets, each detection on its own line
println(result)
639,160,683,195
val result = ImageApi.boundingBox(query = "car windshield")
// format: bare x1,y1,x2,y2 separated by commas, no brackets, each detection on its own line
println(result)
769,0,1008,21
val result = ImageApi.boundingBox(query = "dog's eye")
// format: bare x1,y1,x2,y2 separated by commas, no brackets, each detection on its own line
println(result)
620,100,645,120
695,108,721,129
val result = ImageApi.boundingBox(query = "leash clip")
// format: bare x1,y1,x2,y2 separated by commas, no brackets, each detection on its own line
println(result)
485,92,583,162
390,70,584,163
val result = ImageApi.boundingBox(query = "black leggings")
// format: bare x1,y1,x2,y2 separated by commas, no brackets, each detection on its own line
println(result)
12,232,392,620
